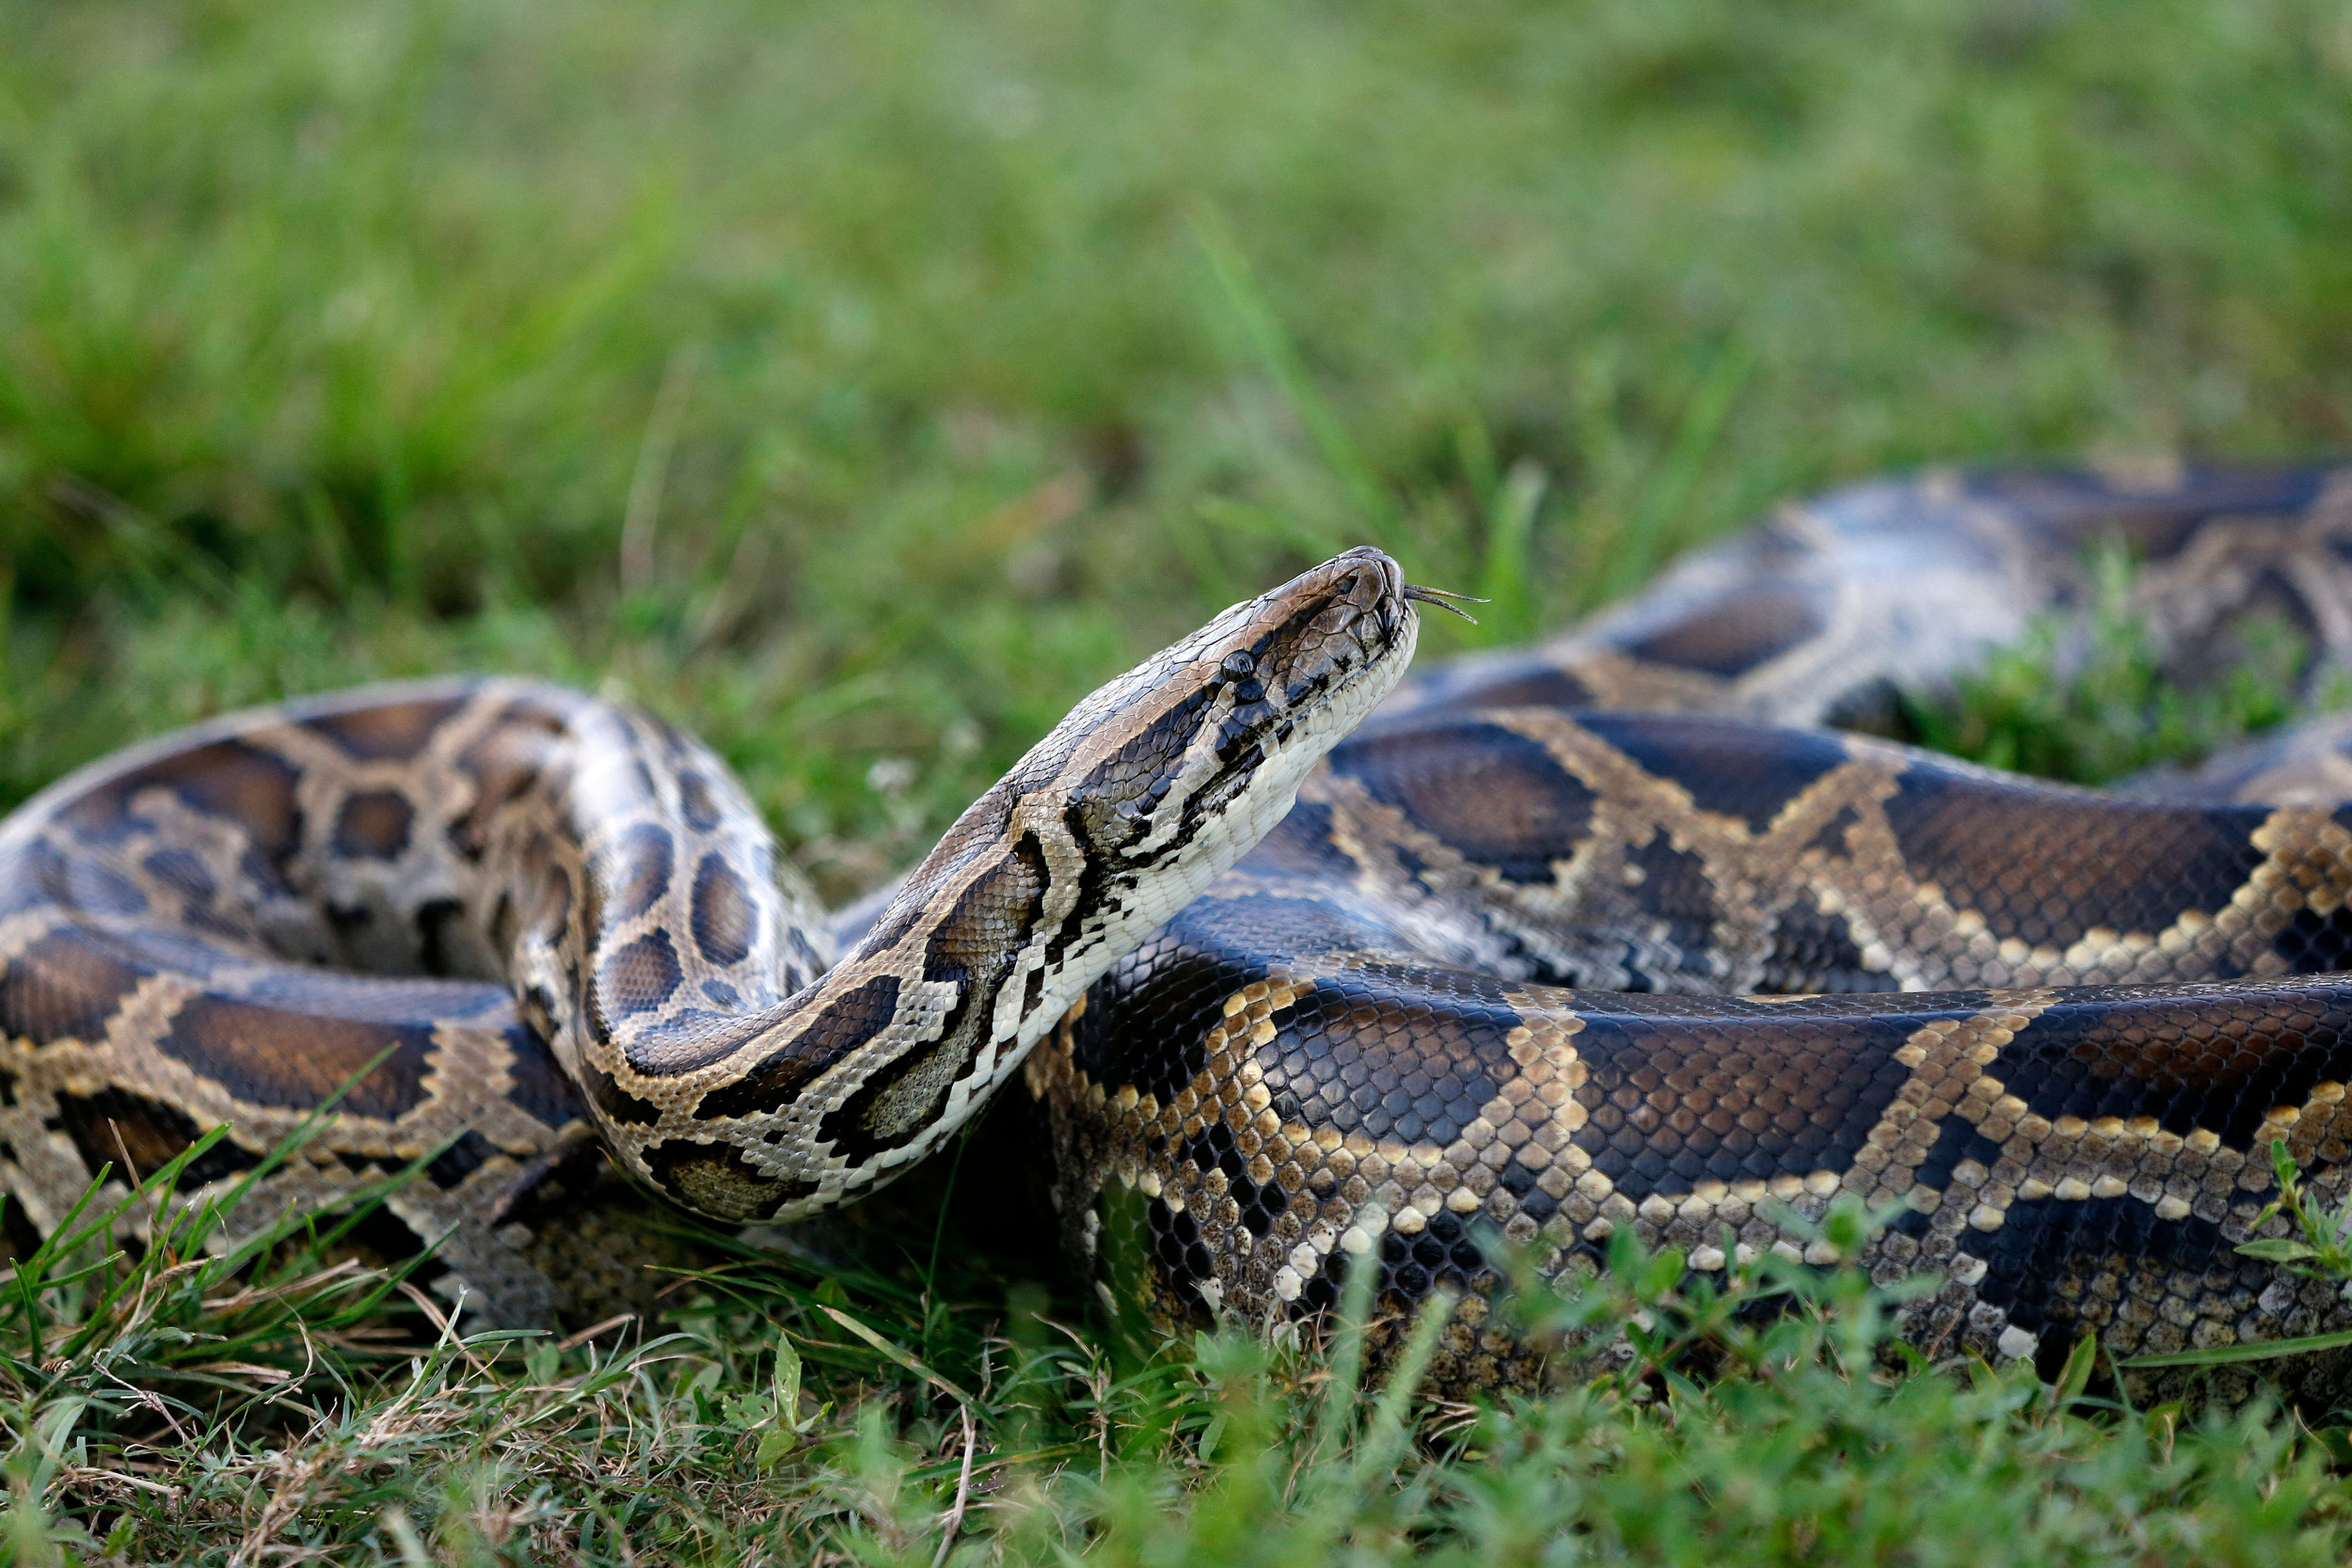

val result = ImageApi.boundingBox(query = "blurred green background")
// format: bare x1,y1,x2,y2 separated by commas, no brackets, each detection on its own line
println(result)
4,0,2349,897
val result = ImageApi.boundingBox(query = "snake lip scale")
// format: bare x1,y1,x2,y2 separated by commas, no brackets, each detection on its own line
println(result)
15,466,2352,1401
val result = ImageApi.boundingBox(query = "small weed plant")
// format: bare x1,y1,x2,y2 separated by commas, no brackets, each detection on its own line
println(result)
1910,543,2340,787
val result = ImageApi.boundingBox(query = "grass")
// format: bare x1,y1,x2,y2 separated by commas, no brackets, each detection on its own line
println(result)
8,0,2352,877
8,0,2352,1560
13,1142,2352,1565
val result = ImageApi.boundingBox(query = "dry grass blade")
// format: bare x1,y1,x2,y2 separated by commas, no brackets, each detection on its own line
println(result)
200,1258,366,1315
556,1314,639,1354
397,1282,494,1379
930,1402,977,1568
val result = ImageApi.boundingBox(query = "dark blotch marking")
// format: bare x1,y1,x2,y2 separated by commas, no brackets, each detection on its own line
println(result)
1246,966,1520,1148
1911,1117,2008,1194
0,1184,38,1259
575,1056,659,1127
66,860,149,918
1966,466,2328,559
1,927,151,1045
1046,802,1118,971
923,832,1049,984
0,842,69,921
1332,719,1593,885
600,822,675,928
1145,1195,1218,1309
1621,584,1825,678
1498,1157,1557,1223
1579,712,1850,832
66,740,303,888
332,789,416,860
501,1019,585,1132
1240,800,1359,882
1620,835,1719,985
857,895,930,964
818,834,1053,1160
416,898,468,977
302,694,469,760
141,847,216,904
153,994,435,1120
619,1008,741,1076
1404,660,1596,717
1174,1114,1282,1236
1804,802,1865,857
1069,894,1524,1117
449,704,566,858
1759,899,1897,993
50,1087,260,1186
1968,1192,2230,1354
2276,905,2352,975
1994,985,2352,1143
691,852,756,966
1884,767,2266,949
641,1139,818,1221
1376,1208,1491,1312
427,1129,499,1188
596,929,683,1022
677,770,723,832
1073,685,1216,845
691,974,903,1109
1564,992,1938,1198
1065,938,1237,1103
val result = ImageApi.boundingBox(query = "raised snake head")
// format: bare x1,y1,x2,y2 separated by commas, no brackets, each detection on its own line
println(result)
615,546,1430,1221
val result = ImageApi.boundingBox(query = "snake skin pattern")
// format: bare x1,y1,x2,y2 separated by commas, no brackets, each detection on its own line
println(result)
13,467,2352,1398
0,549,1418,1323
1030,464,2352,1398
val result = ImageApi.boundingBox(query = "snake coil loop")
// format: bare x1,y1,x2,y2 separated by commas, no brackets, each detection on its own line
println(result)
13,468,2352,1400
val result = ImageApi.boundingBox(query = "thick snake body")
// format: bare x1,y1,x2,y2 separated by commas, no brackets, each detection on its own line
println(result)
0,550,1415,1321
13,469,2352,1395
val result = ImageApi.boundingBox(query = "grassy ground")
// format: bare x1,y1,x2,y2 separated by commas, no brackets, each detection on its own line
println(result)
8,0,2352,1560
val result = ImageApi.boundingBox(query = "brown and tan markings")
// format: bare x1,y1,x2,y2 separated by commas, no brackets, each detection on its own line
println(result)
0,547,1422,1326
16,470,2352,1397
1034,464,2352,1400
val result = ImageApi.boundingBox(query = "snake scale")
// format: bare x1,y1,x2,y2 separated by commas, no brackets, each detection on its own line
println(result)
14,466,2352,1400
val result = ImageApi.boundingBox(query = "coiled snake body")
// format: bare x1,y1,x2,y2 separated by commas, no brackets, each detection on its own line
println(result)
13,469,2352,1397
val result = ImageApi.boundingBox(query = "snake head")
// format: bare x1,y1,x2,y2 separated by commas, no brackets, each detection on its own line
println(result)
1047,544,1421,875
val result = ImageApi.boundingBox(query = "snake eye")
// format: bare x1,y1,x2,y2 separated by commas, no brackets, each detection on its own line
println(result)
1221,651,1257,680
